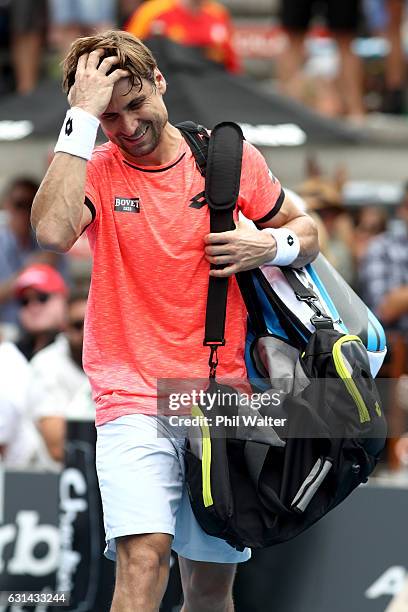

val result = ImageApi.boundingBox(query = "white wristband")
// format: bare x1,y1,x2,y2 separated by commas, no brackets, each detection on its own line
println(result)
263,227,300,266
54,107,100,161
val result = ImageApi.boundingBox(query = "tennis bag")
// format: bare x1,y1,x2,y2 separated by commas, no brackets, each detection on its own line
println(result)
177,121,387,550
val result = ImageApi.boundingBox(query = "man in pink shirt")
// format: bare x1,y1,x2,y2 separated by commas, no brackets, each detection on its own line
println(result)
31,30,318,612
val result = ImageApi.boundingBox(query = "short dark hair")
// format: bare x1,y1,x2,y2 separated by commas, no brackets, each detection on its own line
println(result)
1,177,39,209
4,176,39,196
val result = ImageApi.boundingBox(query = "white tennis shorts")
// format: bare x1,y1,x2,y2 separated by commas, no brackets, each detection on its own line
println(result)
96,414,251,564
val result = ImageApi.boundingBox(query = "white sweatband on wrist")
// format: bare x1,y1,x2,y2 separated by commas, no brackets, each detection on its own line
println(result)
262,227,300,266
54,107,100,161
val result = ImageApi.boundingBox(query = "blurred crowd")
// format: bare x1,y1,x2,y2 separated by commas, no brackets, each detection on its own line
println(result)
0,175,93,470
0,0,407,472
0,0,407,119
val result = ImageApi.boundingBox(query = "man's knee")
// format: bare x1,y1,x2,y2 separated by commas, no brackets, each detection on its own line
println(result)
181,559,236,610
116,533,172,581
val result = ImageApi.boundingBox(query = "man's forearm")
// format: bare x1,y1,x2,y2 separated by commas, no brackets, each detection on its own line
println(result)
31,153,88,253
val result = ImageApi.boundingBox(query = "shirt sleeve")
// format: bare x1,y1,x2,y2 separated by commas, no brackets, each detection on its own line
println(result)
238,141,285,223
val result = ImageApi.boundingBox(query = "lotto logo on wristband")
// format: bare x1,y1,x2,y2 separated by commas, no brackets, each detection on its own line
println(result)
114,197,141,213
65,118,73,136
287,235,294,246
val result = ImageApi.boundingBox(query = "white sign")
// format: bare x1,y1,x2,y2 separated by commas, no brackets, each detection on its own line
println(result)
0,121,34,141
239,123,307,147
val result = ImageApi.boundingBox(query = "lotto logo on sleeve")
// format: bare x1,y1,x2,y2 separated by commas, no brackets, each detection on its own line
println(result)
114,197,141,213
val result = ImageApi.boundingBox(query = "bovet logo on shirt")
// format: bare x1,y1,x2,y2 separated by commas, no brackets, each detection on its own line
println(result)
114,196,140,213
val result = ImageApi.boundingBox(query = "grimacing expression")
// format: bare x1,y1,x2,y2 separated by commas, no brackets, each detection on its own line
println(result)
100,73,168,161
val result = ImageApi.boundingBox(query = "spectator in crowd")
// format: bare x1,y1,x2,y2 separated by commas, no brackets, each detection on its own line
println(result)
0,177,67,335
353,206,387,263
49,0,116,54
30,288,91,463
278,0,365,119
395,435,408,464
383,0,406,114
359,183,408,329
14,264,68,360
10,0,47,94
126,0,240,73
0,335,49,469
119,0,146,26
298,177,356,285
364,0,406,114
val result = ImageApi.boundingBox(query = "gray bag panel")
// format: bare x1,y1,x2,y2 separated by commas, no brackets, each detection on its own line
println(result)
253,335,310,396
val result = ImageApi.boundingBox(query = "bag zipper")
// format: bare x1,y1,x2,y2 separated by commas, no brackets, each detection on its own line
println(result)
192,405,214,507
332,335,371,424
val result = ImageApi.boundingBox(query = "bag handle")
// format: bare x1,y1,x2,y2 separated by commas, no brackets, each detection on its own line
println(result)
281,268,334,330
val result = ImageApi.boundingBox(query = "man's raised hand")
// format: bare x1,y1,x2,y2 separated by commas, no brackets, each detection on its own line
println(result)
68,49,129,118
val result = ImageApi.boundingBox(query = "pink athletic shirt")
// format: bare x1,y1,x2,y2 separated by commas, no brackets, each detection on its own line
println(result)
84,136,283,426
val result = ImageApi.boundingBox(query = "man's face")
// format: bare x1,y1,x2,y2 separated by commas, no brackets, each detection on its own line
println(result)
65,299,87,368
18,290,67,334
4,185,35,239
100,72,168,161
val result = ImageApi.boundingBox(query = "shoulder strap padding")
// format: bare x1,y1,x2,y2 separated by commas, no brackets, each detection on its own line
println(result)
205,122,244,212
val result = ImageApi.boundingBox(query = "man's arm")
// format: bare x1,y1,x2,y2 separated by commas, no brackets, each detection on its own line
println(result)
31,50,129,252
204,192,319,278
31,154,91,252
37,416,66,462
377,286,408,324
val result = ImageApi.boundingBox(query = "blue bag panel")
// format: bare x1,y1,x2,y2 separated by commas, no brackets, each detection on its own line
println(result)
252,275,289,340
245,276,289,387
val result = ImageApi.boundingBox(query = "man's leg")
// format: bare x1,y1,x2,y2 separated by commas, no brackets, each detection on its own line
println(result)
335,31,365,119
111,532,172,612
179,557,237,612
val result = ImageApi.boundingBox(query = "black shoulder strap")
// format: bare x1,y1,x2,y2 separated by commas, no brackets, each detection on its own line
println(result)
203,122,244,374
178,121,244,376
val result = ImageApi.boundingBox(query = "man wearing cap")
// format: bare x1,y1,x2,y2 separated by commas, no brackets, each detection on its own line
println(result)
14,263,68,360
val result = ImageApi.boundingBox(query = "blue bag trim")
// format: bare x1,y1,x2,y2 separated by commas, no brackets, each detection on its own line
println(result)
367,310,387,352
252,275,289,339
